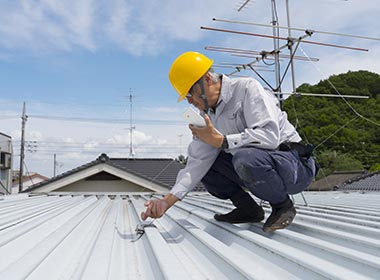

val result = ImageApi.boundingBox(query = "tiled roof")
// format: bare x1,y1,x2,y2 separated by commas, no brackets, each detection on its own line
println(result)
109,158,183,187
1,191,379,279
340,170,380,191
308,170,366,191
25,154,205,192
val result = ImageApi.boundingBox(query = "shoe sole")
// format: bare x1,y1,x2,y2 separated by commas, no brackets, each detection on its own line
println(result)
262,215,295,233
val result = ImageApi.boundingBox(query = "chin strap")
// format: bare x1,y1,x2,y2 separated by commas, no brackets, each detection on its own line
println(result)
197,78,209,114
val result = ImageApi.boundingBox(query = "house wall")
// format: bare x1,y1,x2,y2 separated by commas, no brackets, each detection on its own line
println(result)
0,133,12,195
55,179,152,192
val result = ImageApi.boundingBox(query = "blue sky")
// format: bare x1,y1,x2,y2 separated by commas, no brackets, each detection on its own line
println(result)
0,0,379,177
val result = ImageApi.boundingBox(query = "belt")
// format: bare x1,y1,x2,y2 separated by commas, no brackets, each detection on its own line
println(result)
279,141,314,158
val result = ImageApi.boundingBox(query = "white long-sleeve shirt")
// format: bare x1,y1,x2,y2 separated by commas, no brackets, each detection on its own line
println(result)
170,75,301,200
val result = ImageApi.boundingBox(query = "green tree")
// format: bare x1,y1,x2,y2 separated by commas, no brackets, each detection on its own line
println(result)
315,150,363,179
369,163,380,172
283,70,380,175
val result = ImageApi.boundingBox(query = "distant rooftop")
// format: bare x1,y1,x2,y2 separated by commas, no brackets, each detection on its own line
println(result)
25,153,205,193
340,170,380,191
308,170,366,191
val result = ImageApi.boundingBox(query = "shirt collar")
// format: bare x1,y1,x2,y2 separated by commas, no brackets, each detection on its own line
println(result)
218,74,233,104
209,75,232,115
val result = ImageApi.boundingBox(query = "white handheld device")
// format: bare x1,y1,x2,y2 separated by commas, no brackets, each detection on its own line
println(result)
182,107,206,127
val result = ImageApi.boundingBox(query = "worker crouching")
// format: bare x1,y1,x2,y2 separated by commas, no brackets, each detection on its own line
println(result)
141,51,316,233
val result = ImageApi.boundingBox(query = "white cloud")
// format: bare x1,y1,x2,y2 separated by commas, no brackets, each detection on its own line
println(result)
83,140,99,150
28,131,43,141
142,107,182,114
0,0,239,55
0,0,95,52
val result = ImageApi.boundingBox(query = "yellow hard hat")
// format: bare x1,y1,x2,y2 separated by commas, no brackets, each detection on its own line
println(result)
168,51,214,101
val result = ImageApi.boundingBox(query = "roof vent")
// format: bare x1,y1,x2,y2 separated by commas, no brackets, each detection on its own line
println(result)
98,153,109,162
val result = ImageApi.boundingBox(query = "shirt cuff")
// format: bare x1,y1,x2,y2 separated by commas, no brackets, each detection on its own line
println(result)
169,184,189,200
226,133,243,149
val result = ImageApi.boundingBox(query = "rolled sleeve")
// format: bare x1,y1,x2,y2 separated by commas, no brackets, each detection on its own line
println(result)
170,138,220,200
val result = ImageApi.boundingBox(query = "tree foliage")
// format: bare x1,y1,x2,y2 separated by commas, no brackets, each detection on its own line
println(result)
282,70,380,174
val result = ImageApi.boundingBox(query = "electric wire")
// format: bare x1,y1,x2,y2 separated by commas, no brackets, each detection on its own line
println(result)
314,116,360,151
27,114,184,125
23,161,35,188
281,43,376,186
0,180,11,195
299,45,380,128
288,45,378,186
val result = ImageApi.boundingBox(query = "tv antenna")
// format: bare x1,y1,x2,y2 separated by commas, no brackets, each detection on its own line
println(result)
202,0,377,101
128,89,136,158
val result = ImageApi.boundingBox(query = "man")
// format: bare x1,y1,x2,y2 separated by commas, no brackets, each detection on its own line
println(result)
141,51,316,232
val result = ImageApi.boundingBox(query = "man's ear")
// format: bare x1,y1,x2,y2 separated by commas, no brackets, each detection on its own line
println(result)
204,72,212,86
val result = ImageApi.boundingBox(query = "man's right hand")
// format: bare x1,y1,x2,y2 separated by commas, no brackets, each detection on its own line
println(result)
140,194,179,220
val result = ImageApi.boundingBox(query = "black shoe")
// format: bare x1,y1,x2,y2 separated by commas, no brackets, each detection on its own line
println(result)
214,207,264,224
263,197,296,233
214,190,264,224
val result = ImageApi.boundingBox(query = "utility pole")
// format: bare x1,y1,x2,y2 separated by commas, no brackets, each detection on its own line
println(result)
19,102,27,193
53,153,57,177
128,89,136,158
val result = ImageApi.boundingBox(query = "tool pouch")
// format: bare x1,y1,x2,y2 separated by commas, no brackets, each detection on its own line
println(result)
279,142,314,159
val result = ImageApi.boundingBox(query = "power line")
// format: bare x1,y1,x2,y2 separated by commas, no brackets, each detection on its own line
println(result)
27,114,185,125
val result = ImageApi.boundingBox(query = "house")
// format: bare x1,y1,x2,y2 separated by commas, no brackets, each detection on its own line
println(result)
0,132,12,195
11,172,49,194
25,153,205,194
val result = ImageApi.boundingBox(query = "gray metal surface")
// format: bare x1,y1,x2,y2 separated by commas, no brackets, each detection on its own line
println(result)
1,191,379,279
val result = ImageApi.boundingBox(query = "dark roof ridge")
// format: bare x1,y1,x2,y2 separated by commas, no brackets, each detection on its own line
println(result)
0,132,11,138
343,169,380,185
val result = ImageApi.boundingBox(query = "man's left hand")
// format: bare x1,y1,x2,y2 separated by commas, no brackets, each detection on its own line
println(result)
189,114,223,148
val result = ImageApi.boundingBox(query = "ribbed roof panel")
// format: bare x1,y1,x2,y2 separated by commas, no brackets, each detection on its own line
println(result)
0,191,379,279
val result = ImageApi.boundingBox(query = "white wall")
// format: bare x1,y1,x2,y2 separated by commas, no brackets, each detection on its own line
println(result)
55,179,152,192
0,133,13,194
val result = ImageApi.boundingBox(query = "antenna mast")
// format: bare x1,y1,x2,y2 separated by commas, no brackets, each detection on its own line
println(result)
271,0,281,98
286,0,296,94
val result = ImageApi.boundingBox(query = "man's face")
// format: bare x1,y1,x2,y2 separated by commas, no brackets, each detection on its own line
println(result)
185,80,206,111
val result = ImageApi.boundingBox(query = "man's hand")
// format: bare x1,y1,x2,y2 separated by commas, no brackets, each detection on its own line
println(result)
140,194,179,220
189,114,224,148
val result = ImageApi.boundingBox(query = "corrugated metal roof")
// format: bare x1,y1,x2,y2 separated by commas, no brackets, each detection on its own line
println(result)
1,191,380,279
